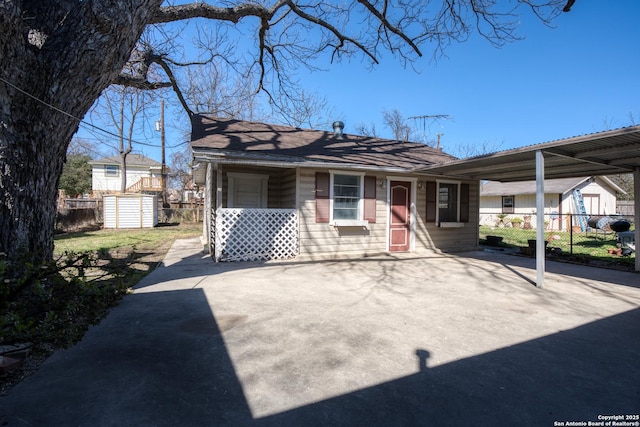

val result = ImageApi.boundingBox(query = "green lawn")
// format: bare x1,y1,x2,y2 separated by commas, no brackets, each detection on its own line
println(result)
480,225,635,270
54,223,202,255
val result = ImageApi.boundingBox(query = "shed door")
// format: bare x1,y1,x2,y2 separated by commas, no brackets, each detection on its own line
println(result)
389,181,411,252
582,193,600,215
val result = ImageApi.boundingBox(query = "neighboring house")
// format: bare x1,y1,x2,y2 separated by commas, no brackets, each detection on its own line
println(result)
190,116,479,262
88,154,162,196
479,176,625,230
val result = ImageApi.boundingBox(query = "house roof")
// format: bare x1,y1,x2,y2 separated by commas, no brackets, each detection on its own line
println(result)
480,177,590,196
190,115,457,172
89,154,161,168
419,125,640,182
481,176,626,197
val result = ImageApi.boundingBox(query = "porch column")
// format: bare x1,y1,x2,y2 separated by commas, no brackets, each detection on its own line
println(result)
535,150,545,287
214,166,223,261
203,163,213,253
635,168,639,272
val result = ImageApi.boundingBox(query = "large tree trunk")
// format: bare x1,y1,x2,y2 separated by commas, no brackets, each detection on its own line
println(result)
0,1,161,270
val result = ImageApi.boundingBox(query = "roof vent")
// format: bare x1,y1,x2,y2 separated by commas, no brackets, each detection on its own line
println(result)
332,121,345,139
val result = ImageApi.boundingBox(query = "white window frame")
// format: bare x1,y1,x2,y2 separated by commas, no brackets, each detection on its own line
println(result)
105,165,119,177
227,172,269,208
436,179,463,227
329,170,366,226
502,195,515,214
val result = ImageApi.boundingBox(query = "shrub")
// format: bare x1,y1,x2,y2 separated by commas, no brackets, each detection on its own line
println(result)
510,217,523,228
0,251,132,348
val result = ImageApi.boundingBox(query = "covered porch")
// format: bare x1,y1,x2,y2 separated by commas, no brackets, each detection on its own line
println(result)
200,163,300,262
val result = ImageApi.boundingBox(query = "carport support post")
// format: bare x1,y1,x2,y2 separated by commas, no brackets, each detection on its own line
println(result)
635,168,639,272
535,150,545,287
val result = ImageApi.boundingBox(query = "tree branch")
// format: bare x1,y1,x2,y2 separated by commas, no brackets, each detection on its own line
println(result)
356,0,423,57
112,75,172,90
282,0,379,64
150,2,275,24
147,53,195,118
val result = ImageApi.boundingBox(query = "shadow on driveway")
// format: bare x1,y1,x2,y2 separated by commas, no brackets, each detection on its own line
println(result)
1,241,639,426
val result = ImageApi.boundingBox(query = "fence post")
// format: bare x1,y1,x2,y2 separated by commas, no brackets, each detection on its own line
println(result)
569,214,573,254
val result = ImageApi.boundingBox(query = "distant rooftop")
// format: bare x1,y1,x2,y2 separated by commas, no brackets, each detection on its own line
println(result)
89,154,161,167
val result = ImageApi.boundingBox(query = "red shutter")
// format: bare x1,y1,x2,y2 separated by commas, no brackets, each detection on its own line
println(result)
363,176,377,223
315,172,330,223
460,183,470,222
426,181,437,222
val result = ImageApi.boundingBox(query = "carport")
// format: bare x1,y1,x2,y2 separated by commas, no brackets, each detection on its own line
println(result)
420,125,640,285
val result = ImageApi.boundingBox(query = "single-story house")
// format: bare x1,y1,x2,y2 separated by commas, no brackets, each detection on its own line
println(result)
479,176,625,230
89,154,162,196
190,116,479,261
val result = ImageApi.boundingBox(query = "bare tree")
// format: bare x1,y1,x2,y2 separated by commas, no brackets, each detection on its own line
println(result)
449,140,504,159
168,147,194,195
0,0,568,269
66,137,103,158
90,85,156,192
354,122,378,137
383,109,415,142
271,89,337,129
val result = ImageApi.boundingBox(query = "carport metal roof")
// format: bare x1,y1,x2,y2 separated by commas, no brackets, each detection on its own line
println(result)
418,125,640,182
419,125,640,281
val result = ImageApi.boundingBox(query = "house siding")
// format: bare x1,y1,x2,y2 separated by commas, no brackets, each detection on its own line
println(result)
298,170,479,258
298,169,387,258
480,178,619,228
219,166,297,209
416,179,479,252
91,165,159,194
276,169,297,208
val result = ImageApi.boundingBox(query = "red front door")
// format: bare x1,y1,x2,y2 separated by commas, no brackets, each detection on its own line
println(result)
389,181,411,252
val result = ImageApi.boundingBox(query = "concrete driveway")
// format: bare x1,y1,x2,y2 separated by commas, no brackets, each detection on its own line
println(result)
2,239,639,426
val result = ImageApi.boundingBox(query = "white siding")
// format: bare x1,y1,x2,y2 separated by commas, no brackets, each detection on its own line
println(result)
92,164,160,193
479,178,619,231
579,180,617,215
103,194,158,229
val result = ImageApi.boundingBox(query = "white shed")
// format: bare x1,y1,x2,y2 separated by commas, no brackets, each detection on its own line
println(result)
103,194,158,229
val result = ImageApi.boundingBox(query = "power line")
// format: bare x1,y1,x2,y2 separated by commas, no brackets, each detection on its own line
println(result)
0,76,163,148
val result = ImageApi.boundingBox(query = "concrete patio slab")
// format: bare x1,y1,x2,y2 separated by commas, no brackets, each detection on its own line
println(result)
1,238,639,426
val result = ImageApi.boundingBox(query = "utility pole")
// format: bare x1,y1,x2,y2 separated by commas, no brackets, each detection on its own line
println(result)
157,99,167,207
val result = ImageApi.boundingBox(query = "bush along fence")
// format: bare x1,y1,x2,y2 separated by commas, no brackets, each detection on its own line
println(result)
480,213,635,265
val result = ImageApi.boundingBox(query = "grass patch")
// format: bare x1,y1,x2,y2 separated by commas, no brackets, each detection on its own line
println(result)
480,225,635,270
54,223,202,255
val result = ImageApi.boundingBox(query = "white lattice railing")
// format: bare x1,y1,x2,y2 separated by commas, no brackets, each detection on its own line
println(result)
214,208,299,262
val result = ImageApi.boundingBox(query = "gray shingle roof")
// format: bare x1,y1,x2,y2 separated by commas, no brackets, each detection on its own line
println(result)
89,154,161,167
480,177,591,196
190,115,457,170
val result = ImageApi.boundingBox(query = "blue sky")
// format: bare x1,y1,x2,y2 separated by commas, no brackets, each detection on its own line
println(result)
303,1,640,154
77,1,640,161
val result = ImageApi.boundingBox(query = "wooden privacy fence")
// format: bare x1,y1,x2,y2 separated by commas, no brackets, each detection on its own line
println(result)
213,208,298,262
